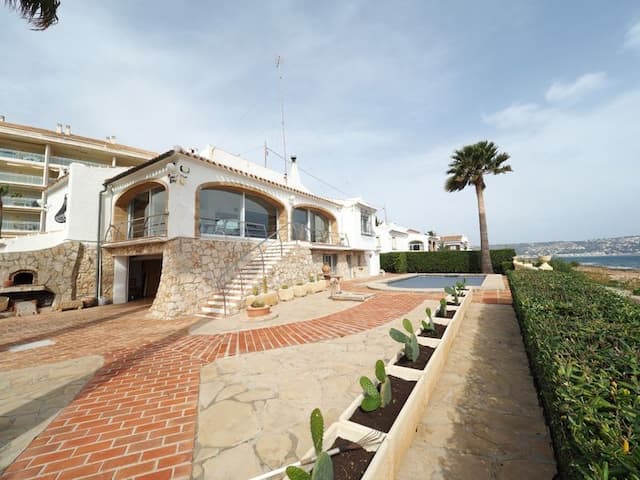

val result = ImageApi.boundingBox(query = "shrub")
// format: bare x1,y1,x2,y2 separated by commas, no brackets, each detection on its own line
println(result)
549,257,574,272
250,300,265,308
633,287,640,296
381,249,516,274
280,284,289,289
509,270,640,479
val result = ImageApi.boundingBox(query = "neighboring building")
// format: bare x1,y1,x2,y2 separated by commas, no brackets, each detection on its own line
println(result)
0,117,155,237
375,222,433,253
439,234,471,251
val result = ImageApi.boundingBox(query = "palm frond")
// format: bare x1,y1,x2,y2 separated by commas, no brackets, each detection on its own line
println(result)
4,0,60,30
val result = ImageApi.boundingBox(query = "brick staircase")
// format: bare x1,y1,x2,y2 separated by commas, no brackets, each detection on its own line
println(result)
199,241,297,317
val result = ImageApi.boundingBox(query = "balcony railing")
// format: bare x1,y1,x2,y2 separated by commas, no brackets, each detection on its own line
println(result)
1,196,42,208
1,220,40,232
104,213,168,242
291,224,349,246
199,218,269,238
0,147,104,169
0,171,43,186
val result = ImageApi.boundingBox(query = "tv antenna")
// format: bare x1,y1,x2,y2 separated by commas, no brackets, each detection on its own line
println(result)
276,55,288,178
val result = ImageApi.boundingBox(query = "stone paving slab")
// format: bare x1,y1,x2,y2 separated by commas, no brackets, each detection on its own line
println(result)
0,355,103,474
193,297,440,479
397,303,556,479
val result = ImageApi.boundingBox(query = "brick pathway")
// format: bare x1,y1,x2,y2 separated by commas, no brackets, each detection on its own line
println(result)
1,291,427,480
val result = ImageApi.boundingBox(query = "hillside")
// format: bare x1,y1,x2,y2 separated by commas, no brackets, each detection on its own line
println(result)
494,235,640,256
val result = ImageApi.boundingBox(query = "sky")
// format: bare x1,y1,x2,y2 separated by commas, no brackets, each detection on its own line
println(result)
1,1,639,245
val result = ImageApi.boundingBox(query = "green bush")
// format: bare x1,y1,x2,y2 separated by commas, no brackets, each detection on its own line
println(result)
380,252,407,273
509,270,640,480
549,257,574,272
381,249,515,274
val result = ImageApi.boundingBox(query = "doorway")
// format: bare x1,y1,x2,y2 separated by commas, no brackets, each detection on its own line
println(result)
128,255,163,301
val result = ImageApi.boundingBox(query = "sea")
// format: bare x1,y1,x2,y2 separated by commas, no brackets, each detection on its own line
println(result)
556,255,640,270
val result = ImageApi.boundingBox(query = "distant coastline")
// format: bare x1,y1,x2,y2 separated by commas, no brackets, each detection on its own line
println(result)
556,254,640,270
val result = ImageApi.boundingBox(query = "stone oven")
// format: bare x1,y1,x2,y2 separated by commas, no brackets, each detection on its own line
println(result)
10,269,37,285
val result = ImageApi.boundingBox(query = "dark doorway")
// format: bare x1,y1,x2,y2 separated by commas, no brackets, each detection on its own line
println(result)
12,271,35,285
128,256,162,301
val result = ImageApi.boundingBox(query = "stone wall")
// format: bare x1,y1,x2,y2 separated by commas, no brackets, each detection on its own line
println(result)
148,237,255,319
75,245,114,300
311,251,370,280
0,241,98,306
269,245,316,289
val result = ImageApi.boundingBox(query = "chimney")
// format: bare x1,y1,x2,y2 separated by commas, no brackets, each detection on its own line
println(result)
110,135,116,144
56,123,63,134
0,115,5,122
288,155,304,189
64,125,71,135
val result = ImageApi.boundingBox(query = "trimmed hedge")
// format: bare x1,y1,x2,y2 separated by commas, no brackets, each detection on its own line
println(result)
380,249,515,274
509,270,640,480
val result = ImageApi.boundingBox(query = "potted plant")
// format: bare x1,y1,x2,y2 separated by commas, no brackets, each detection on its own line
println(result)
307,274,316,294
293,280,307,297
246,299,271,318
244,285,260,308
278,284,294,301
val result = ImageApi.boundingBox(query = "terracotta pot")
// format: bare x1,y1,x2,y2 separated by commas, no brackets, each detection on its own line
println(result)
246,305,271,318
321,264,331,274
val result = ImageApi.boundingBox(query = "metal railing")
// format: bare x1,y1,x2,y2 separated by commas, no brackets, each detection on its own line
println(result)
104,213,168,242
0,171,43,186
198,218,269,238
291,223,349,246
1,196,42,208
0,147,103,168
1,220,40,231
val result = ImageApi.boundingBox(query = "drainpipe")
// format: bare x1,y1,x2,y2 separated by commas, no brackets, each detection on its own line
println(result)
95,183,108,302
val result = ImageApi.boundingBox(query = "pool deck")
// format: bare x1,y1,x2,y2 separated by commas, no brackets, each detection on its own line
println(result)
367,273,505,292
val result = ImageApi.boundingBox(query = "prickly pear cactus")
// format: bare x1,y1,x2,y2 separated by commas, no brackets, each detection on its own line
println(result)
438,298,447,317
360,360,392,411
390,318,419,362
286,408,333,480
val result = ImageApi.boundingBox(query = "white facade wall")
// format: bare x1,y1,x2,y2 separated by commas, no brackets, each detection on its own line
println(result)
45,180,68,235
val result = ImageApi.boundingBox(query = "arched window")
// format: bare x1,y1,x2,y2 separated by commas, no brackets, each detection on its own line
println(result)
409,241,424,251
292,207,332,243
112,183,167,241
199,187,278,238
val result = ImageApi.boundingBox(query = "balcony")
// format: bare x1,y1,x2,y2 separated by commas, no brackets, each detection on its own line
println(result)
291,224,349,247
104,214,168,243
2,196,42,209
0,171,43,186
1,220,40,232
0,147,104,169
199,218,269,238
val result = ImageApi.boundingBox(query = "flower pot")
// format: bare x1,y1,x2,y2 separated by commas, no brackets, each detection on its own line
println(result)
278,287,294,301
293,284,307,297
322,263,331,275
244,294,257,309
246,305,271,318
259,291,279,306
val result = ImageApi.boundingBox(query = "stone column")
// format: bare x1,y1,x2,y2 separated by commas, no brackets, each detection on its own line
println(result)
112,256,128,304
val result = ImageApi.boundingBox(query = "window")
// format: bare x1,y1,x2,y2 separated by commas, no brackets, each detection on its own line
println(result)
293,208,331,242
360,211,373,236
128,186,167,238
409,241,424,251
199,188,278,238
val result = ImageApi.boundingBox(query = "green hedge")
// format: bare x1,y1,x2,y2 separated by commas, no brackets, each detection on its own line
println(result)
380,249,515,274
509,270,640,479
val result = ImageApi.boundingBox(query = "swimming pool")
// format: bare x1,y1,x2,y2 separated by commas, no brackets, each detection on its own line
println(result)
387,274,486,289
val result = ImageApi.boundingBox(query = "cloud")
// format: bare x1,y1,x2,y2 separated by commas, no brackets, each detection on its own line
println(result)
544,72,607,103
624,20,640,49
482,103,554,130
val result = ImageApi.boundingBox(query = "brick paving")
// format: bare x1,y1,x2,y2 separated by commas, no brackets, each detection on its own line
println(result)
1,291,427,480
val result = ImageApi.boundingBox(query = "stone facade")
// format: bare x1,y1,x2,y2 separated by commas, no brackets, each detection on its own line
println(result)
268,245,316,289
311,250,370,280
0,241,106,306
148,238,255,319
75,245,114,300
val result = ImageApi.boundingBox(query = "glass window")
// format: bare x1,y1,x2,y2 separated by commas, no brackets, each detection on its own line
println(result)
293,208,331,242
310,211,330,243
199,188,278,238
361,211,373,235
128,186,167,238
292,208,308,241
322,254,337,273
245,194,276,238
409,241,424,251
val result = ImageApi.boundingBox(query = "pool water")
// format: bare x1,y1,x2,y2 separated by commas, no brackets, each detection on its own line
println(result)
388,275,486,289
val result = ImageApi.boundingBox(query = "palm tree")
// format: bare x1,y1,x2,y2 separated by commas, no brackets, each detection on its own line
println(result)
0,184,8,238
445,141,512,274
4,0,60,30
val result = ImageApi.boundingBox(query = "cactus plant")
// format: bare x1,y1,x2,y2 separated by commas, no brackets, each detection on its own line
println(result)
444,286,460,305
359,360,392,412
421,307,436,333
389,318,419,362
252,285,260,296
286,408,333,480
455,279,467,296
262,276,268,294
437,298,447,317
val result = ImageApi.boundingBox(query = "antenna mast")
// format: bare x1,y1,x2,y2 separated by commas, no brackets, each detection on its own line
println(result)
276,55,288,178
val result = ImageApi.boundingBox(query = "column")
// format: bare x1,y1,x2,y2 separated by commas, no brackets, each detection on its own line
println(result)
39,144,51,232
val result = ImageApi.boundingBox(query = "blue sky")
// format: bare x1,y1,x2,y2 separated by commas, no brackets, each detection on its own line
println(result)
2,1,639,244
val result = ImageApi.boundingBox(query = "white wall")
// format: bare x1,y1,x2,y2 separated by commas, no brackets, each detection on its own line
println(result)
0,230,67,252
45,180,68,234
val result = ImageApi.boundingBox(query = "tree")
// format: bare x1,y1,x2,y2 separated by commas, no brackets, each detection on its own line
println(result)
445,141,512,274
4,0,60,30
0,185,8,238
426,230,436,237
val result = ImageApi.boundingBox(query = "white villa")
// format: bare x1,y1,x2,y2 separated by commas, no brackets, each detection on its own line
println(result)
375,222,470,254
0,143,380,318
